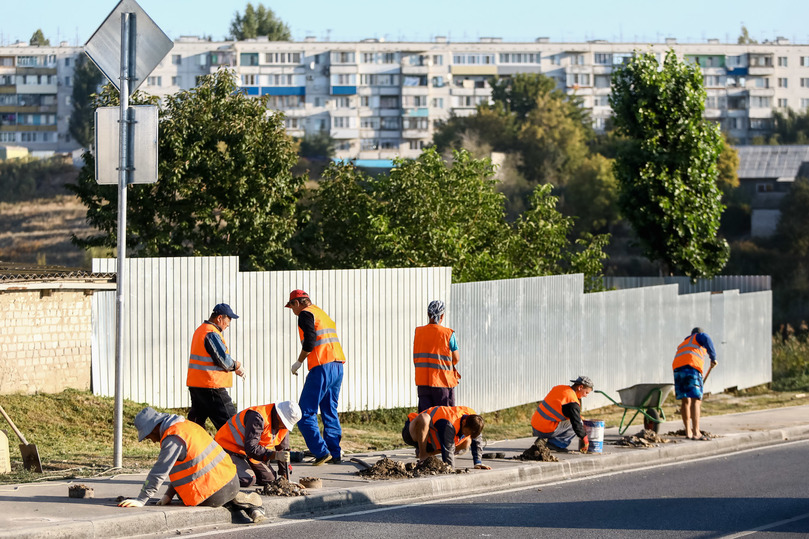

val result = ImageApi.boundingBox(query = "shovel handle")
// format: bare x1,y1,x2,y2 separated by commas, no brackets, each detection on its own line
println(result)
0,403,29,445
703,364,714,384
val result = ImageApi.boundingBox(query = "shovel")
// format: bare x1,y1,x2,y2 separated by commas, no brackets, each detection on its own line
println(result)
0,403,43,472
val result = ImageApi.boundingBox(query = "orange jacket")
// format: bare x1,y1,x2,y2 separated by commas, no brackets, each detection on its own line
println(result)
186,322,232,389
299,305,346,370
672,334,707,374
215,404,288,456
408,405,476,450
413,324,458,388
163,421,236,506
531,385,580,434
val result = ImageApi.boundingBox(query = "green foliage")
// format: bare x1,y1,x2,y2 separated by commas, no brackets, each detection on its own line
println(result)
564,154,620,235
300,149,610,288
772,326,809,391
737,25,758,44
29,29,49,46
765,108,809,145
611,50,729,279
68,55,104,148
298,131,335,159
67,70,302,271
229,2,291,41
0,156,77,202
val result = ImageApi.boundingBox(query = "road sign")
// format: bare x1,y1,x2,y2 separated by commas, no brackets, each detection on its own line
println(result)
84,0,173,92
95,105,158,184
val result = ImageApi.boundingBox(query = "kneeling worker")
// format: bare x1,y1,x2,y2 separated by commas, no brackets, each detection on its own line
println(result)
402,405,491,470
215,401,302,487
118,407,264,522
531,376,593,452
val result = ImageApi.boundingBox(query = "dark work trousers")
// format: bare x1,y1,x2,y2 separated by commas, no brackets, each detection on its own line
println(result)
226,434,291,487
416,386,455,412
198,474,240,507
187,387,237,431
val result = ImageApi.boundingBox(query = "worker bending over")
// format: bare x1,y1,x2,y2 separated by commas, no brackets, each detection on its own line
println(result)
531,376,593,452
402,405,491,470
673,327,718,440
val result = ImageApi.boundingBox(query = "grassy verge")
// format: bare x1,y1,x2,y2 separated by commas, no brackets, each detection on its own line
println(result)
1,385,807,484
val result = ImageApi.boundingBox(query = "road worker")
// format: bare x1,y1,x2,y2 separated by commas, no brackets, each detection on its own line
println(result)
215,401,302,487
402,405,491,470
186,303,244,431
531,376,593,452
286,290,346,465
673,327,718,440
118,407,265,522
413,300,461,412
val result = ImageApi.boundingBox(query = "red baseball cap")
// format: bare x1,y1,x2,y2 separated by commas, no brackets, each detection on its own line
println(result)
285,289,310,307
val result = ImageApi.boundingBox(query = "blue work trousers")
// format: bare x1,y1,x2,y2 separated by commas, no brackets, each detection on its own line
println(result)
298,361,343,459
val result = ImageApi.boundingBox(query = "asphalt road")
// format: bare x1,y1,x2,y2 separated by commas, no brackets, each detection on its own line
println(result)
177,440,809,539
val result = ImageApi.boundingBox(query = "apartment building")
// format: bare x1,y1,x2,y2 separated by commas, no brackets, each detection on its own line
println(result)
2,36,809,164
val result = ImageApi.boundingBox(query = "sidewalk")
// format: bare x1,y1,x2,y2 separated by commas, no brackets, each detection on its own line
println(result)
1,405,807,539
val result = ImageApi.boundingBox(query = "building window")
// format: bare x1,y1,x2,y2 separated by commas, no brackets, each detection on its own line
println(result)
754,77,770,88
593,95,610,107
594,53,611,65
379,96,399,108
240,53,259,66
778,77,788,88
570,54,585,65
403,95,427,107
64,57,71,67
0,132,16,142
381,117,400,130
750,118,772,130
337,141,351,151
778,56,787,67
64,76,71,86
750,96,772,108
331,51,355,64
594,75,611,89
498,53,539,64
147,76,162,86
452,53,495,65
778,98,788,108
801,98,809,110
431,97,444,108
285,118,300,129
241,74,256,85
756,183,774,193
172,54,182,65
380,140,397,149
360,96,370,107
432,55,443,66
361,138,378,150
381,53,396,64
801,78,809,88
409,140,427,150
703,75,722,87
362,52,375,63
360,117,379,129
171,76,179,86
335,97,352,108
801,57,809,67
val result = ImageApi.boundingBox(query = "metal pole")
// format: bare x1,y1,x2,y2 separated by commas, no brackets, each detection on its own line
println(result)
113,11,134,469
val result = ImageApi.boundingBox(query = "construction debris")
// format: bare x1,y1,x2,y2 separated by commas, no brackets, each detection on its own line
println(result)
615,429,673,448
258,476,309,497
665,429,719,439
68,484,94,498
356,456,467,480
298,476,322,489
515,438,559,462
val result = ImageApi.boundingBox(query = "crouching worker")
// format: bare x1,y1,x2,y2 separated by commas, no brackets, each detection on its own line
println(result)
402,405,491,470
531,376,593,453
215,401,302,487
118,407,265,523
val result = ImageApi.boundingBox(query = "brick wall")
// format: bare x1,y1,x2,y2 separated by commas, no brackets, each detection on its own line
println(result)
0,289,93,395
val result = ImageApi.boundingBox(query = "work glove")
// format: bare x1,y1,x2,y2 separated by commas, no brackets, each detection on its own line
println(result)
273,450,290,462
155,495,173,506
118,499,145,508
579,435,590,453
290,360,303,375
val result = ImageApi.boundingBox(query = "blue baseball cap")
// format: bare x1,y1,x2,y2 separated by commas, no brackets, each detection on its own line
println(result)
212,303,239,319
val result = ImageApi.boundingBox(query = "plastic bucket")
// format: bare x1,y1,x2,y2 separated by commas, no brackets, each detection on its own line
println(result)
583,419,604,453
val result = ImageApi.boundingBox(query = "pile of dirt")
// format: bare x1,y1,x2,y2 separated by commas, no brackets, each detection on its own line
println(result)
258,477,309,497
666,429,719,439
615,429,673,448
515,438,559,462
356,456,466,480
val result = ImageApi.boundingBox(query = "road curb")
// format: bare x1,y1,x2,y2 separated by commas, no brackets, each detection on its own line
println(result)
4,425,808,538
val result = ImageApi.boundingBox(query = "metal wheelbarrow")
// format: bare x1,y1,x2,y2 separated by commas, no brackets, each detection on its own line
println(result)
595,383,674,435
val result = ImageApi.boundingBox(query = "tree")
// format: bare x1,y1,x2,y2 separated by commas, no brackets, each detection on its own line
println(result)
767,108,809,144
610,50,729,278
737,25,758,44
230,2,291,41
564,154,620,235
29,29,49,46
68,55,104,148
67,70,302,271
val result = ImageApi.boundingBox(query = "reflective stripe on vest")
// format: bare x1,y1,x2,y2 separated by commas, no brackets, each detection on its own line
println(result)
423,405,476,449
672,334,707,374
531,385,579,434
186,322,232,389
215,404,288,456
163,421,236,506
413,324,458,388
299,305,346,370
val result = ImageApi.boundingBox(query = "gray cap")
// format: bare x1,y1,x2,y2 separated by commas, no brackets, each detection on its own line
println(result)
427,300,445,323
134,407,165,441
570,376,594,389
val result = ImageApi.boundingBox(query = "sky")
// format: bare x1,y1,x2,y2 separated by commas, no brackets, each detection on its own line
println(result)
0,0,807,47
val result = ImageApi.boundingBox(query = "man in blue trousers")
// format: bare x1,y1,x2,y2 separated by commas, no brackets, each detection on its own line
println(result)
286,289,346,465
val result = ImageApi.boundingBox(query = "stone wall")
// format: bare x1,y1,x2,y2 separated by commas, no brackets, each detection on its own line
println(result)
0,289,93,395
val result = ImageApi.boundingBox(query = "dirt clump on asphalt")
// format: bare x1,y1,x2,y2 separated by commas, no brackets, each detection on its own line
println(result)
258,476,309,497
666,429,719,439
516,438,559,462
615,429,673,448
357,456,467,480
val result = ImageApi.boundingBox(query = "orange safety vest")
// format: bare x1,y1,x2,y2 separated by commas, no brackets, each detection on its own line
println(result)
407,405,476,450
186,322,233,389
413,324,458,388
672,334,707,374
163,421,236,506
215,404,288,456
299,305,346,370
531,385,579,434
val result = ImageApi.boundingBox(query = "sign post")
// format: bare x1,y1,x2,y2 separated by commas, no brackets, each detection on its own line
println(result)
85,0,172,468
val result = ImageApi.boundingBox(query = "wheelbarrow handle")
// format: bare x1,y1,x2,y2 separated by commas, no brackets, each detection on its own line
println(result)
595,390,621,406
0,403,30,446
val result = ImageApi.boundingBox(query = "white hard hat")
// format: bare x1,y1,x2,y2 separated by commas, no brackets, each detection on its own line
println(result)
275,401,302,431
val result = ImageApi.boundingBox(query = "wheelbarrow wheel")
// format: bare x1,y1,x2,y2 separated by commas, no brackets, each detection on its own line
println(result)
643,408,660,433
